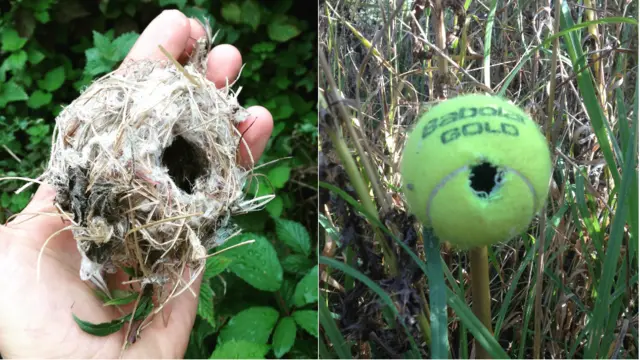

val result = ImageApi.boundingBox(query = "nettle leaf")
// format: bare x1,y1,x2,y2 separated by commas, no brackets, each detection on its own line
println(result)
27,90,52,109
267,165,291,189
267,15,301,42
219,233,282,291
0,81,29,105
111,32,139,61
280,277,297,309
241,0,261,30
1,29,27,51
251,42,275,53
4,50,27,71
84,48,115,77
293,265,318,308
246,175,274,198
292,310,318,338
281,254,313,275
265,195,283,218
1,192,11,208
27,47,45,65
204,255,232,280
37,66,65,92
272,316,296,358
183,6,214,26
198,281,216,327
92,30,113,54
210,340,270,359
275,219,311,256
221,3,241,24
218,306,279,344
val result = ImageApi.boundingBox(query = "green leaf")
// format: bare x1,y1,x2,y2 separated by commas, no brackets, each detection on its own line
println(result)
293,265,318,308
72,314,125,336
281,254,314,275
272,0,293,14
4,50,27,71
183,6,214,25
34,10,50,23
319,294,352,359
92,30,112,54
103,291,138,306
265,195,284,218
198,281,216,327
246,175,273,198
210,340,270,359
0,81,29,105
37,66,65,92
122,266,137,277
159,0,187,8
27,47,45,65
275,219,311,256
1,192,11,208
267,16,301,42
220,233,283,291
267,165,291,188
15,11,36,37
204,255,232,280
1,29,27,51
221,3,242,24
111,32,139,61
292,310,318,338
272,317,296,358
84,48,114,76
74,294,152,336
218,306,279,344
241,0,261,30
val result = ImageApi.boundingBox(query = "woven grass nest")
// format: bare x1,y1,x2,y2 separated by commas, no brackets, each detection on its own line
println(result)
39,29,271,338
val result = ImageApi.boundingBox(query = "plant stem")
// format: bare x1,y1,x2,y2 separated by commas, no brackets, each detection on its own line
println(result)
469,246,492,359
326,127,398,276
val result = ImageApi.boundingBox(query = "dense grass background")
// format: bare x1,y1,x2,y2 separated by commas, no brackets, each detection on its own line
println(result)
0,0,317,358
319,0,638,358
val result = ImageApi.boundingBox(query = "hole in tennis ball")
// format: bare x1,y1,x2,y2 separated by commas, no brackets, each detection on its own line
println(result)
469,162,503,198
161,136,208,194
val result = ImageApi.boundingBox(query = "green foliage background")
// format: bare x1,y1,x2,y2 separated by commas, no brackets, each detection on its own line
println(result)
0,0,318,358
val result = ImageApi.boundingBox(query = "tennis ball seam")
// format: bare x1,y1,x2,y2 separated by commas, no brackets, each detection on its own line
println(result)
425,165,540,225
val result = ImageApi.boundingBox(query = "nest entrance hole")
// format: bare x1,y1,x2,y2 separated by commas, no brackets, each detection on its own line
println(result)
161,136,208,194
469,161,504,198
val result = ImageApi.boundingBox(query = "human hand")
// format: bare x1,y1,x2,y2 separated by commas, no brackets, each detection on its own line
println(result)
0,10,273,358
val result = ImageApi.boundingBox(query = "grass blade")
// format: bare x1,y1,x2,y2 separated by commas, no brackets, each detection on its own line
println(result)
585,98,637,358
424,227,450,358
319,294,351,359
319,256,422,358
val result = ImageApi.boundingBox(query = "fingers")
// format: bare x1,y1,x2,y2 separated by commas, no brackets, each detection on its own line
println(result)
237,106,274,168
125,267,203,358
20,184,56,215
177,18,207,63
206,44,243,88
122,10,192,65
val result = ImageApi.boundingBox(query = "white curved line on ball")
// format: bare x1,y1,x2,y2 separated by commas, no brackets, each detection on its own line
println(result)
425,165,538,224
426,165,469,224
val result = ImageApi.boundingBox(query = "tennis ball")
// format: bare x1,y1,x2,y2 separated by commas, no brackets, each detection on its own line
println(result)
400,94,552,248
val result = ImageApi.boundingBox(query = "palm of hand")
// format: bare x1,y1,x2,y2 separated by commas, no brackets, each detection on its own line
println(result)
0,176,199,359
0,10,273,359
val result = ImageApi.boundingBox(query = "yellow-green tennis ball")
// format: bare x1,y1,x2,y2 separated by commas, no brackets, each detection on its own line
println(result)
400,94,552,248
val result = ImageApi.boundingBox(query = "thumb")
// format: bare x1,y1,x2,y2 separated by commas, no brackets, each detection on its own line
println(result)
6,184,69,233
20,183,57,215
